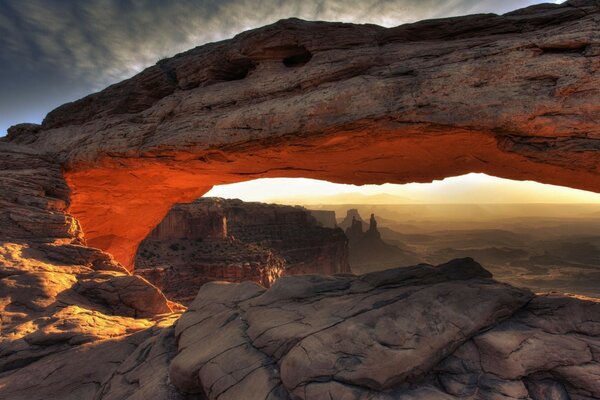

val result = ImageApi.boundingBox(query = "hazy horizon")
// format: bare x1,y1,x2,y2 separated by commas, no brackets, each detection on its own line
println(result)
204,173,600,206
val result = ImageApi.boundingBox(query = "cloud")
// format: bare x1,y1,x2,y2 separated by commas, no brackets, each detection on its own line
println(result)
0,0,548,134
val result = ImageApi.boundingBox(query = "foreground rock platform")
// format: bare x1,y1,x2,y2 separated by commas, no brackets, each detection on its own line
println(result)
169,258,600,400
2,258,599,399
4,0,599,269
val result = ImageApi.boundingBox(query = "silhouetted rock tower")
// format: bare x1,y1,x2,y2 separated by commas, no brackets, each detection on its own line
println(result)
366,213,381,240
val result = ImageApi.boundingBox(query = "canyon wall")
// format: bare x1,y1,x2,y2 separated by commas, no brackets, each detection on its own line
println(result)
4,0,599,269
308,210,338,228
135,198,350,303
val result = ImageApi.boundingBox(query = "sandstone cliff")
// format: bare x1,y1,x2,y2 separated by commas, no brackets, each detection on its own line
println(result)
308,209,338,228
135,198,350,303
0,143,174,379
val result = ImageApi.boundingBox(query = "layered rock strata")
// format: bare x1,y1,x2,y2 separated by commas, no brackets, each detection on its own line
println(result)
136,238,286,304
135,198,349,303
0,142,173,379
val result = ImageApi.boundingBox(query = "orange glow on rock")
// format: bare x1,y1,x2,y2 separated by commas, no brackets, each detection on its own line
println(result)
65,127,600,270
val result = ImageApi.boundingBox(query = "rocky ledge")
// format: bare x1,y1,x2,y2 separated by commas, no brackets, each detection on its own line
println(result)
169,258,600,400
2,258,599,399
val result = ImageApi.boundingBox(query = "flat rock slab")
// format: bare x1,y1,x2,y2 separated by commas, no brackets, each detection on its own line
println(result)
169,258,598,400
169,259,600,399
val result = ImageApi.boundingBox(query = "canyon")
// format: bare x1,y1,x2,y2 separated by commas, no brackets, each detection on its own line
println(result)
135,197,349,304
0,1,599,399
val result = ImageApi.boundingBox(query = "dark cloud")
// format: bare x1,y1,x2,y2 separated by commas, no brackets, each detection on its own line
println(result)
0,0,559,135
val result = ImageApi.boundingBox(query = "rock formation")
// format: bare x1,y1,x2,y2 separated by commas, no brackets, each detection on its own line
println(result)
339,209,368,231
4,249,600,399
345,211,419,272
0,143,174,381
145,259,600,399
0,1,600,398
135,198,349,303
3,0,599,270
137,238,286,305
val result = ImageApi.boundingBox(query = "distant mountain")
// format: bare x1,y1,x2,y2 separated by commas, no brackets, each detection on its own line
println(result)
267,192,416,205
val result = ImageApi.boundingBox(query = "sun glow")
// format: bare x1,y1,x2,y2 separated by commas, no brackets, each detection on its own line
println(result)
204,173,600,205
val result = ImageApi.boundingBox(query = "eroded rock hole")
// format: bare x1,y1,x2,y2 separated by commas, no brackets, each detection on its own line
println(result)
282,46,312,67
214,58,256,81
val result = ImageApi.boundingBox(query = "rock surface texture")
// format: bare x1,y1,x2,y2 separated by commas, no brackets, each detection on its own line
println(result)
0,142,177,398
169,258,600,400
135,198,350,304
4,0,599,269
0,1,600,399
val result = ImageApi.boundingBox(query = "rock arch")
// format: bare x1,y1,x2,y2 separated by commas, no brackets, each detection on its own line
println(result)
5,0,600,270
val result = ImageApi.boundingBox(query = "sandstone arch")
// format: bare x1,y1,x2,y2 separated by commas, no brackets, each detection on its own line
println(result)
5,0,600,270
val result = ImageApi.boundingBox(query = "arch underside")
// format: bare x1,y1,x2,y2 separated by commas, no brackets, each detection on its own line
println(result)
5,1,599,270
65,125,600,270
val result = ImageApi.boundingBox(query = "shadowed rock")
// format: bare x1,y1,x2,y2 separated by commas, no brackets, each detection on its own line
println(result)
168,259,600,399
135,197,350,304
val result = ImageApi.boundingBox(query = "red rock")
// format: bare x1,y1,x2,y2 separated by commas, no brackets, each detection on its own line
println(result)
0,143,173,374
5,1,599,269
135,198,350,303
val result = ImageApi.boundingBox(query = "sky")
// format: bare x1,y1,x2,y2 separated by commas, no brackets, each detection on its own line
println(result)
0,0,565,136
205,174,600,205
